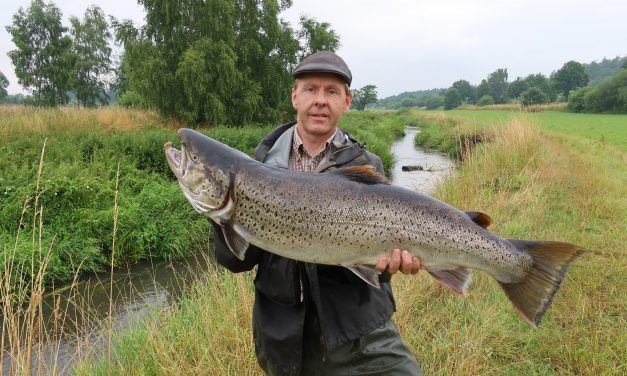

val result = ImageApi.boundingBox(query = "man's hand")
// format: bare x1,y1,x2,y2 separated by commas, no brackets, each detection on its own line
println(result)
375,248,421,275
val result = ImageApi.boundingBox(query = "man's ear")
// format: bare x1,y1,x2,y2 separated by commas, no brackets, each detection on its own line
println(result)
291,86,298,109
344,90,353,112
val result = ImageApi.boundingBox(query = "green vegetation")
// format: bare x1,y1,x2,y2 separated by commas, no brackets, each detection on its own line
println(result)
76,109,625,375
429,110,627,150
584,55,627,86
375,57,627,112
568,69,627,114
0,107,406,287
351,84,379,111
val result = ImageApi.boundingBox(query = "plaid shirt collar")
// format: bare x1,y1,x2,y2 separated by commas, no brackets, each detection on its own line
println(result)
290,126,338,172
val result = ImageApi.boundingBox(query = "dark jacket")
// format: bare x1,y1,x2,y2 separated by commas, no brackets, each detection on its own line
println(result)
212,122,396,375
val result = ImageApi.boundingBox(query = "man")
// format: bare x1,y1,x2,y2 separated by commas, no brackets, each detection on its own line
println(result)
213,51,422,375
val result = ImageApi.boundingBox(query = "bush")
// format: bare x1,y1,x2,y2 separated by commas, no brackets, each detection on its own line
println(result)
117,91,145,108
426,96,444,110
477,95,495,106
520,87,549,106
567,88,589,112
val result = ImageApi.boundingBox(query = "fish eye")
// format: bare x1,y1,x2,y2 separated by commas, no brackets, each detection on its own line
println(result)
192,153,198,161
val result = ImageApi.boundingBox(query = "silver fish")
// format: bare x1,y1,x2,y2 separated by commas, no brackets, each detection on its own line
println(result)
164,128,586,327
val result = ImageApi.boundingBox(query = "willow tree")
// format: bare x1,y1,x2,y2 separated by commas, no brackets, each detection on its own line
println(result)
114,0,316,126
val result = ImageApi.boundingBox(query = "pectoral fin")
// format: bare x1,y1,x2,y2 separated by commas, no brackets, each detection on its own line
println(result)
221,222,249,261
428,267,473,296
345,265,381,289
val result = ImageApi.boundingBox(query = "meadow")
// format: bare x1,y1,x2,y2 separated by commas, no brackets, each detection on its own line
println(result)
1,105,624,374
76,108,625,375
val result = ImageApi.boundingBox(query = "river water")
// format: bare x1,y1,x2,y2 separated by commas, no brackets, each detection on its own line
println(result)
2,126,454,375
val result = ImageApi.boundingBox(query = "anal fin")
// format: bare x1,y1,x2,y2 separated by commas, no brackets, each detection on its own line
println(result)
345,265,381,289
428,267,473,296
221,221,249,261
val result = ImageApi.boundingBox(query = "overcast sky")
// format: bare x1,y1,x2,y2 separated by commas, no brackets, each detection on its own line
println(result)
2,0,626,98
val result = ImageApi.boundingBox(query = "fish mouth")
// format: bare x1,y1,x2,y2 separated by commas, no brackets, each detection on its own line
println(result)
164,141,184,179
164,141,218,214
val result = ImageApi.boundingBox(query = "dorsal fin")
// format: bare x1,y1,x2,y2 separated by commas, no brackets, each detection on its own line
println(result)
465,211,493,228
329,165,390,185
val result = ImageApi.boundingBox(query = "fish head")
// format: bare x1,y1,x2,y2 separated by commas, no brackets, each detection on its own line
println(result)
164,129,233,218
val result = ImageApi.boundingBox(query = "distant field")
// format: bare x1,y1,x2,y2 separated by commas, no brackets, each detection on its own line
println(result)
443,110,627,150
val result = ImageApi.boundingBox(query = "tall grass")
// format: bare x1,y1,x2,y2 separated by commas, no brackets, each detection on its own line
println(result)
77,110,625,375
395,112,625,375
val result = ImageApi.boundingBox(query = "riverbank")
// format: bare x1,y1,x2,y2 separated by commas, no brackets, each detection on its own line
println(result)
0,106,409,374
77,109,625,375
403,109,626,374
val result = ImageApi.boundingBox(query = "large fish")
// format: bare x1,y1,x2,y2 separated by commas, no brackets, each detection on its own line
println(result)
164,128,586,327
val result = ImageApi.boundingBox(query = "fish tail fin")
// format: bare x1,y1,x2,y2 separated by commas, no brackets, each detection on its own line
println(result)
499,240,587,327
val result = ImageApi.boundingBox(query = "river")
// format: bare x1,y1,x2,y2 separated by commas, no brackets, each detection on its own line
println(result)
1,126,454,375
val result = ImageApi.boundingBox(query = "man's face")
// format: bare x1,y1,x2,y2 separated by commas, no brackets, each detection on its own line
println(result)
291,73,352,140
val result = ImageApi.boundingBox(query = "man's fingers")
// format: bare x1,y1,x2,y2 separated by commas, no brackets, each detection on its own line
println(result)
400,250,413,274
411,256,421,275
375,255,388,272
387,248,401,274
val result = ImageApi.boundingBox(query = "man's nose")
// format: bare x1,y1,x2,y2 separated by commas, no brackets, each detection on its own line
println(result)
313,90,327,106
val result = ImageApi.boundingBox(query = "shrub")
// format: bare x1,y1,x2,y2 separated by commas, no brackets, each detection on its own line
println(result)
426,96,444,110
477,95,495,106
117,90,145,108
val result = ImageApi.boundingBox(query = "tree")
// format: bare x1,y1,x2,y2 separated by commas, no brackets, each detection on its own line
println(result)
477,79,490,99
507,77,528,100
524,73,555,101
114,0,309,126
70,5,112,107
451,79,476,104
0,71,8,101
6,0,73,106
351,84,378,111
400,97,417,108
551,60,589,99
425,96,444,110
486,68,508,104
520,87,548,106
444,88,462,110
297,15,340,57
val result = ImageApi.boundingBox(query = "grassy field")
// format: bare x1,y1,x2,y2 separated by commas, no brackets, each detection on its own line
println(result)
74,108,626,375
404,109,626,374
443,109,627,150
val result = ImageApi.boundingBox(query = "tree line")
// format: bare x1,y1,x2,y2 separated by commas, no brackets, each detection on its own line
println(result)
376,57,627,114
3,0,380,125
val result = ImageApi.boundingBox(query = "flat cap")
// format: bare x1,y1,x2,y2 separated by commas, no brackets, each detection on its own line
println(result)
293,51,352,86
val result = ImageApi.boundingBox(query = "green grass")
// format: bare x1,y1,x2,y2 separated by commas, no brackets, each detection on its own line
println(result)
442,109,627,150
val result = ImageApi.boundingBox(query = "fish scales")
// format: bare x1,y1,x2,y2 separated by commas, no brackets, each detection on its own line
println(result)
232,164,531,283
164,129,587,327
